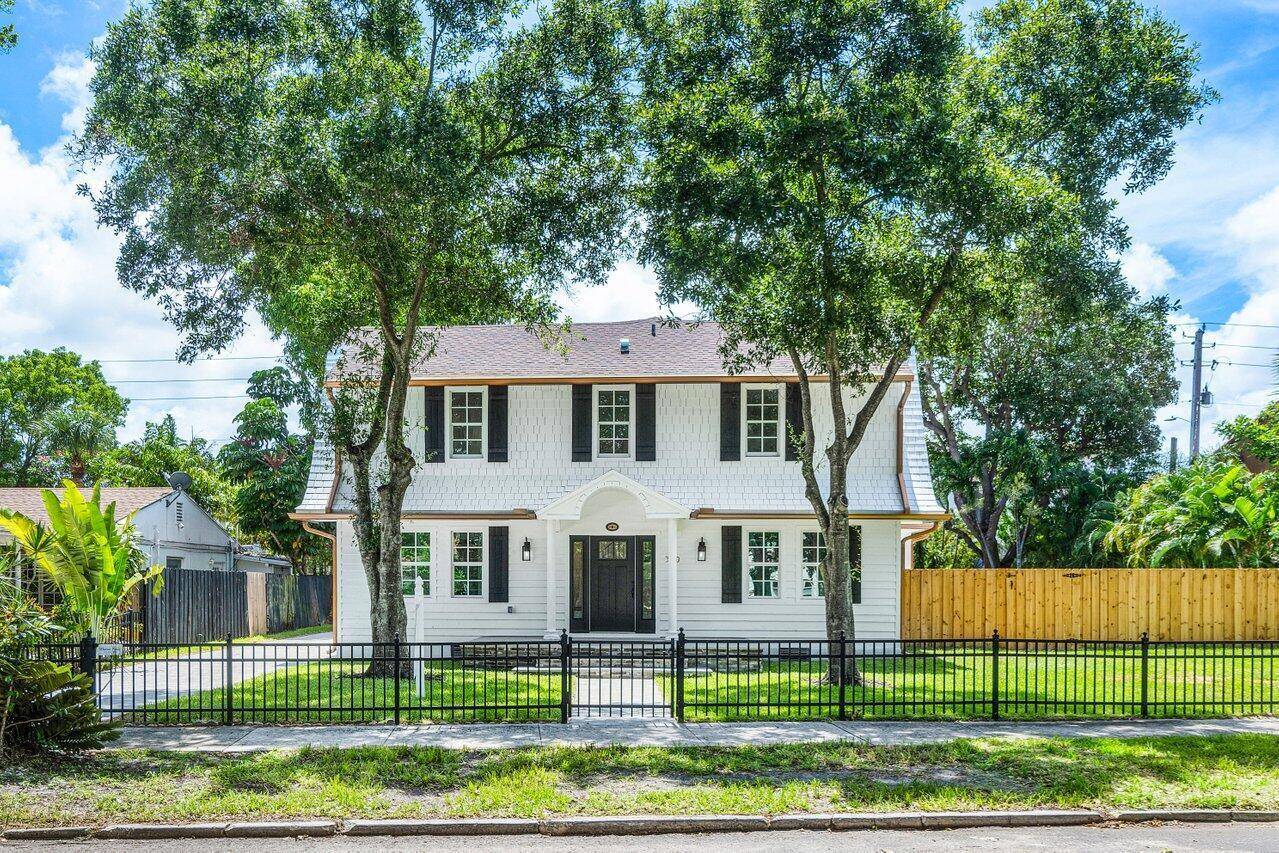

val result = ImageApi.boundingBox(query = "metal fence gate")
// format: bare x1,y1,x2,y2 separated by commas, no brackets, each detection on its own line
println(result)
567,638,676,718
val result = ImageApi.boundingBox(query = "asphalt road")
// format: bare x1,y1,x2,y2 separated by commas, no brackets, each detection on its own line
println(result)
4,825,1278,852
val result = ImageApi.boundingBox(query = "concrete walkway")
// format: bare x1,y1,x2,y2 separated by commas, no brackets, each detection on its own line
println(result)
110,715,1279,752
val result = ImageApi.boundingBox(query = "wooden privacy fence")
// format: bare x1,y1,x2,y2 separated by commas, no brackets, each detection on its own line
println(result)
142,568,332,644
902,568,1279,642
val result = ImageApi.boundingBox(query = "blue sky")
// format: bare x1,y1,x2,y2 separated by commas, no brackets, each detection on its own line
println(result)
0,0,1276,451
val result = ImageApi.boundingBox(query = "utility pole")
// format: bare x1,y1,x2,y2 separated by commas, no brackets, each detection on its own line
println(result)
1189,324,1205,461
1169,436,1179,473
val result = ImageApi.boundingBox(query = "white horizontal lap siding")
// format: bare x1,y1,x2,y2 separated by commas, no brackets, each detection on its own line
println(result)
335,519,547,643
675,519,901,641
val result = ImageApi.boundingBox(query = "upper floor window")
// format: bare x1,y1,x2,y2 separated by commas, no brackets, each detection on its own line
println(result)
801,531,825,597
452,531,484,597
596,386,632,458
401,531,431,596
448,388,485,459
744,385,781,456
746,530,780,598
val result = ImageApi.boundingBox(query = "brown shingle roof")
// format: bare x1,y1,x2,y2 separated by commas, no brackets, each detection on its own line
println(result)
0,487,173,526
329,318,801,383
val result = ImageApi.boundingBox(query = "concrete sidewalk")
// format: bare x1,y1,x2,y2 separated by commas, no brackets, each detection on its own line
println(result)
110,715,1279,752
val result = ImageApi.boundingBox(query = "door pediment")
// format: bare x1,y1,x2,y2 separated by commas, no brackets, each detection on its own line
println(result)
539,471,690,520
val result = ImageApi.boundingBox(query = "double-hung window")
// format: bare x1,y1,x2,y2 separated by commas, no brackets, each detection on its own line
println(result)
448,388,485,459
452,531,484,597
596,386,632,458
744,385,781,456
801,531,825,597
401,532,431,596
746,530,780,598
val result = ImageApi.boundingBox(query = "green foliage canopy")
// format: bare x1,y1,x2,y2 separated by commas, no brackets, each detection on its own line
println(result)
77,0,639,652
219,370,325,573
0,349,127,487
86,416,235,521
921,288,1178,567
637,0,1212,642
1091,463,1279,568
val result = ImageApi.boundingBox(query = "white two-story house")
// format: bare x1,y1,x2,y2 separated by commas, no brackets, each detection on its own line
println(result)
294,318,946,642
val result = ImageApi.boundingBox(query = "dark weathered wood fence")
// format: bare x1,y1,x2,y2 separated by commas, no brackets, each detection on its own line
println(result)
137,568,331,644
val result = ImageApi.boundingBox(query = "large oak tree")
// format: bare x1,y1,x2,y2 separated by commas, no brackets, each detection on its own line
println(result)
77,0,636,669
637,0,1211,679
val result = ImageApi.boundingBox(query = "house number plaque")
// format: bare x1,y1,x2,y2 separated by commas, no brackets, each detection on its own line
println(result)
605,522,619,531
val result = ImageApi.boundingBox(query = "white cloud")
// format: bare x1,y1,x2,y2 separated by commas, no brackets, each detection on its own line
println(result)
1154,185,1279,459
0,54,283,445
1121,242,1176,299
556,260,696,323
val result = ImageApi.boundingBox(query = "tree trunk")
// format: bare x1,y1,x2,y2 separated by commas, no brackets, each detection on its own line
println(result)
367,348,414,680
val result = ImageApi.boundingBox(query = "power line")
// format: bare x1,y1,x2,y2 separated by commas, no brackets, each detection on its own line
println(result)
1175,342,1279,352
129,394,252,401
106,376,255,384
1173,321,1279,330
94,354,283,364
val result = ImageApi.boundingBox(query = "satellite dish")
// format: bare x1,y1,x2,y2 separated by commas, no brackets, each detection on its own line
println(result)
166,471,193,492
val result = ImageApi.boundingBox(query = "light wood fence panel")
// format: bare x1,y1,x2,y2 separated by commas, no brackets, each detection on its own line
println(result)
902,568,1279,641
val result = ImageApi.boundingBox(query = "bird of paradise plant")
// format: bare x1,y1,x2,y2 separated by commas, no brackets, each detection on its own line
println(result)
0,482,163,639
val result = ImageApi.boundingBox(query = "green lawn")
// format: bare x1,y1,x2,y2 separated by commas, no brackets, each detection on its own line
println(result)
141,661,561,724
675,646,1279,721
3,735,1279,827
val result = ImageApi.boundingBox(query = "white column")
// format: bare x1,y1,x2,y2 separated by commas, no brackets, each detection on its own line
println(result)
667,518,679,636
545,519,557,636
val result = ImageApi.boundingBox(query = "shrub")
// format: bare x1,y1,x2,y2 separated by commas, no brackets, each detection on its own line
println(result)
0,578,117,757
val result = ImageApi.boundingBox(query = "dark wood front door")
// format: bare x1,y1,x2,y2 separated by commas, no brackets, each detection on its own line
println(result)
590,538,633,631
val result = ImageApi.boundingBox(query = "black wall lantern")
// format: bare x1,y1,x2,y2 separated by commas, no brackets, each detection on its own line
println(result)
521,538,532,561
696,537,707,562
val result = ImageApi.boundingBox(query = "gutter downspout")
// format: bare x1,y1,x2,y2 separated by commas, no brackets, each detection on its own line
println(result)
900,521,940,639
301,520,339,644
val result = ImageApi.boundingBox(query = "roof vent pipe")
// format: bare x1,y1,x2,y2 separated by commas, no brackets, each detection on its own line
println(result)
651,323,657,336
619,338,631,355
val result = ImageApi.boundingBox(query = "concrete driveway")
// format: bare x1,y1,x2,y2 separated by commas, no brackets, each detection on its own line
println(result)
94,631,334,714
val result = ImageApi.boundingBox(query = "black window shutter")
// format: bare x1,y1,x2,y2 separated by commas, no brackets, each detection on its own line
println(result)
636,383,656,461
488,385,508,462
785,382,802,461
849,525,862,604
721,525,742,603
572,384,592,462
488,525,509,603
719,383,740,461
424,387,445,463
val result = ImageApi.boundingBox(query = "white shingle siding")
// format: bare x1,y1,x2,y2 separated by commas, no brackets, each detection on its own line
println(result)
322,381,914,514
901,383,945,515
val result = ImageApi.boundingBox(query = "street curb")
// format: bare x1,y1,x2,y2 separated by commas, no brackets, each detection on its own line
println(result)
224,820,339,837
95,823,227,840
9,809,1279,840
0,827,92,841
1113,810,1279,824
541,815,773,836
344,818,539,836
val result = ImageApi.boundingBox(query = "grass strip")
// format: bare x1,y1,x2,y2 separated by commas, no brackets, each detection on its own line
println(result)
3,734,1279,827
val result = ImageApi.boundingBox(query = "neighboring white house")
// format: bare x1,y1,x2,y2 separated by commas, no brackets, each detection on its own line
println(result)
2,485,290,605
294,318,946,642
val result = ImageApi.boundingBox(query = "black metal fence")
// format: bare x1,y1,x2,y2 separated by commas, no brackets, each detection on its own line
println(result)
20,631,1279,726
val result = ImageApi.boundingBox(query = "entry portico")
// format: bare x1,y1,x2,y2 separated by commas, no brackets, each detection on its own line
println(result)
539,471,690,638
